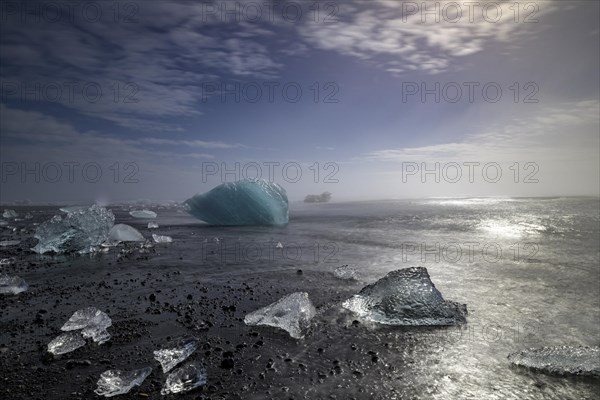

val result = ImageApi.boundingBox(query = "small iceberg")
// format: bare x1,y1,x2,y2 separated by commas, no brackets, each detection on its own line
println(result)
184,178,289,226
0,257,16,265
61,307,112,344
129,210,157,219
32,205,115,254
244,292,316,339
95,367,152,397
47,332,86,355
508,346,600,377
304,191,332,203
342,267,467,326
2,209,18,218
147,222,159,229
60,206,89,214
108,224,145,242
0,274,28,294
333,264,359,280
154,337,199,373
0,240,20,247
161,362,207,395
152,234,173,243
275,242,283,249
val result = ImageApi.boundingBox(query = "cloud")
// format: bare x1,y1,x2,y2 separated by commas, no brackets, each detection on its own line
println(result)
367,100,600,164
0,1,282,130
0,104,229,162
297,0,559,74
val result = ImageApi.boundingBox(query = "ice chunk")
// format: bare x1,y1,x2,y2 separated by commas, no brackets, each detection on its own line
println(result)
184,178,288,226
82,325,112,344
152,234,172,243
0,240,20,247
275,242,283,249
342,267,467,326
333,264,359,280
147,222,159,229
3,209,18,218
0,257,16,265
108,224,145,242
47,332,86,355
32,205,115,254
508,346,600,377
244,292,316,339
153,337,199,373
129,210,157,219
60,206,89,214
95,367,152,397
161,362,207,395
61,307,112,344
0,274,28,294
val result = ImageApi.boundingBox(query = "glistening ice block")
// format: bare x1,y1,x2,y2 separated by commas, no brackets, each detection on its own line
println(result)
184,179,289,226
32,205,114,254
508,346,600,377
244,292,316,339
342,267,467,326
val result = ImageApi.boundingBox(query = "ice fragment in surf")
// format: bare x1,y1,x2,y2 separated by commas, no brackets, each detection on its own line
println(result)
161,362,207,395
333,264,359,280
153,337,199,373
2,209,17,218
129,210,157,219
61,307,112,344
147,222,159,229
508,346,600,377
184,178,288,226
152,234,172,243
108,224,145,242
47,332,86,355
342,267,467,326
244,292,316,339
0,274,28,294
32,205,114,254
0,240,20,247
95,367,152,397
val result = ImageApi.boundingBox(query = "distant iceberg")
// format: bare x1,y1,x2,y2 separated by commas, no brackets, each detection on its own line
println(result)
32,205,114,254
342,267,467,326
304,192,332,203
184,179,288,226
508,346,600,377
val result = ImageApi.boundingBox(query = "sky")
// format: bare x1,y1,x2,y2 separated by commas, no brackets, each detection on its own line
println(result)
0,0,599,204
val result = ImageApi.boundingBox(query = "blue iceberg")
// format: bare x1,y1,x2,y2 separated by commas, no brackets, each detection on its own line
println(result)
184,179,288,226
